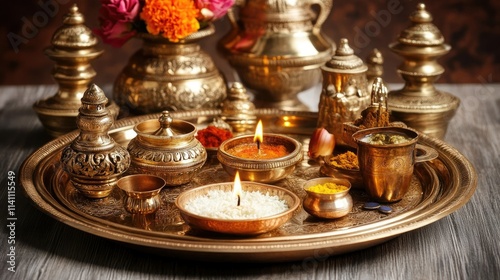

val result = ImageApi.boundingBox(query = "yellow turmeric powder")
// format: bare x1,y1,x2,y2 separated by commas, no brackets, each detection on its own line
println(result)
306,182,349,194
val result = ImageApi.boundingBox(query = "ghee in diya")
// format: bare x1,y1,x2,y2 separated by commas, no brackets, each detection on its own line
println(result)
226,143,288,159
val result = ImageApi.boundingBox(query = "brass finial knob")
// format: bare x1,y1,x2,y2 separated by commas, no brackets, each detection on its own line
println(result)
324,38,367,73
61,84,130,199
153,111,175,136
397,3,444,46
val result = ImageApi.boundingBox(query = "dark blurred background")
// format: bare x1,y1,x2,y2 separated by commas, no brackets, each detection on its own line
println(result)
1,0,499,86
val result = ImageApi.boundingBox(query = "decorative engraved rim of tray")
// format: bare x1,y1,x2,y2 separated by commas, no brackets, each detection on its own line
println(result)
20,109,477,262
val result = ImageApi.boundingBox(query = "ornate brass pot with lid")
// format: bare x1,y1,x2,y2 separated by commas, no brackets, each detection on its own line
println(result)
219,0,334,110
127,111,207,186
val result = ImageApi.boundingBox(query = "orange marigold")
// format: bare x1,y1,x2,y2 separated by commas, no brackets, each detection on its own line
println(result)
140,0,200,42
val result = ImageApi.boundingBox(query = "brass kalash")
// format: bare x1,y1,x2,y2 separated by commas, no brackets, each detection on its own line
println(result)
219,0,334,110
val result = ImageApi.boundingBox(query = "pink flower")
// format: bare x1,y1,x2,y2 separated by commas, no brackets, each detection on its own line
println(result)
95,0,140,47
195,0,235,20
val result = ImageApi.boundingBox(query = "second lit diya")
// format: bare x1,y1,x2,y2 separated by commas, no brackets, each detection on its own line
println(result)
217,121,303,183
175,173,300,235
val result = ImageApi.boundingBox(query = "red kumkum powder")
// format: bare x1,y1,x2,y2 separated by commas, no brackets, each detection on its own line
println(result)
196,126,233,148
227,143,288,159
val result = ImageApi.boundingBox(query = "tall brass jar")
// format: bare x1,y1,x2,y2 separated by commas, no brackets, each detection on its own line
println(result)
114,24,227,115
219,0,334,110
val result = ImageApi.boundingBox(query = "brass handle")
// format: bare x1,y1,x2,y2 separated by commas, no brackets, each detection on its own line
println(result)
311,0,333,34
415,144,439,163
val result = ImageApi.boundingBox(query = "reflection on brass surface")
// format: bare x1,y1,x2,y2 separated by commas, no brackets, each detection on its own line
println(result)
33,4,118,137
60,84,130,199
217,134,303,183
20,108,477,262
318,38,370,145
353,127,438,203
303,178,353,219
114,24,226,114
388,3,460,139
219,0,334,110
221,82,257,133
127,111,207,186
175,182,300,235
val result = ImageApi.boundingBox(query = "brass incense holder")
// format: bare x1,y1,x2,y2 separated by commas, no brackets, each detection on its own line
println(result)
388,3,460,139
127,111,207,186
33,4,118,137
217,134,303,183
219,0,334,110
175,182,300,235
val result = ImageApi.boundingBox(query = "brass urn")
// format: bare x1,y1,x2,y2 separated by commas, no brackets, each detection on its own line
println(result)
317,38,370,146
221,82,257,133
33,4,119,137
114,24,227,115
219,0,334,110
127,111,207,186
61,84,130,199
388,3,460,139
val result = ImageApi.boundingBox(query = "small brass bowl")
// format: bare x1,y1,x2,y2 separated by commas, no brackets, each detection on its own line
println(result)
303,178,353,219
217,134,303,183
175,182,300,235
319,152,363,189
116,174,166,214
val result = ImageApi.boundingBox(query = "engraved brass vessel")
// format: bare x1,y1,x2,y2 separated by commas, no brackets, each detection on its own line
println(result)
127,111,207,186
33,4,118,137
318,38,370,146
388,3,460,139
60,84,130,199
219,0,334,110
221,82,257,133
116,174,166,214
114,24,227,115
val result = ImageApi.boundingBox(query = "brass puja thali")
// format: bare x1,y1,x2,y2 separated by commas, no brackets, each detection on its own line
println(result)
20,109,477,262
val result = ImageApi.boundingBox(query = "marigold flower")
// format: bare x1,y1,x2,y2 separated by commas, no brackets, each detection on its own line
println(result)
140,0,201,42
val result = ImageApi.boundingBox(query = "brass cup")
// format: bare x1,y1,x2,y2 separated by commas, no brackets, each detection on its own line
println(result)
116,174,166,214
352,127,438,203
217,134,303,183
303,178,353,219
175,182,300,235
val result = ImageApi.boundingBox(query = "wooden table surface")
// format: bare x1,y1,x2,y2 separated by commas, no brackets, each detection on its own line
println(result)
0,84,498,279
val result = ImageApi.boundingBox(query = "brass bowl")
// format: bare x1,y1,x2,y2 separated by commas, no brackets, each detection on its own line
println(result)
320,163,363,190
116,174,166,214
217,134,303,183
175,182,300,235
303,177,353,219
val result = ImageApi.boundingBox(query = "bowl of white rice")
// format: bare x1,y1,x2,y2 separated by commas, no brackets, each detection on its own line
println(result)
175,182,300,235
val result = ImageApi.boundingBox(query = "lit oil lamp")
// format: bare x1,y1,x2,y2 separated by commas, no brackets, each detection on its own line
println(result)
175,171,300,235
217,120,303,183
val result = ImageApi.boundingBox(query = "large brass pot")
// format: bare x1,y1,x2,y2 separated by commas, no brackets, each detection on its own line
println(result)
219,0,334,110
114,24,227,115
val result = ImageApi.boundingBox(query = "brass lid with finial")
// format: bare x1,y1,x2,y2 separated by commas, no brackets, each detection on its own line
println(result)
50,4,99,49
323,38,367,74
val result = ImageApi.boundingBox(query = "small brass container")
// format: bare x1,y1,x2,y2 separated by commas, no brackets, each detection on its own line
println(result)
221,82,257,133
353,127,438,203
303,178,353,219
175,182,300,235
60,84,130,199
127,111,207,186
217,134,303,183
116,174,166,214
